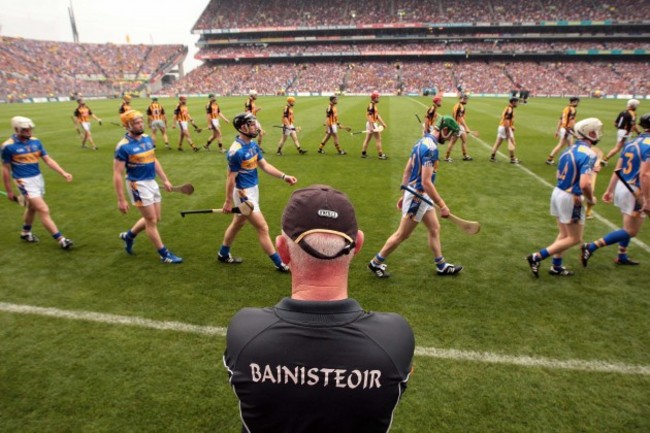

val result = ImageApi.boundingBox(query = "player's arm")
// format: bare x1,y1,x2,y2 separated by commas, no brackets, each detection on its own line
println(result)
92,113,102,125
377,114,387,128
154,159,172,192
2,161,16,201
258,159,296,185
602,158,624,203
579,172,596,206
113,158,129,213
640,158,650,214
42,155,72,182
219,111,230,123
223,169,237,212
421,165,448,216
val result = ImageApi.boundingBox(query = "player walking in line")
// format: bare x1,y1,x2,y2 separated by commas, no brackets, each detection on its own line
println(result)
601,99,641,166
146,97,170,149
118,94,132,114
113,110,182,264
526,118,602,278
172,95,200,152
490,97,520,164
218,112,296,272
368,116,464,278
581,113,650,267
317,95,347,155
2,116,74,249
245,90,265,150
73,98,102,150
546,96,580,165
423,95,442,135
276,96,307,155
444,93,475,162
204,94,229,152
361,91,388,160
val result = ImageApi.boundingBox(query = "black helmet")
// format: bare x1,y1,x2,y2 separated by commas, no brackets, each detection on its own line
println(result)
509,97,519,104
232,112,259,137
640,113,650,130
569,96,580,103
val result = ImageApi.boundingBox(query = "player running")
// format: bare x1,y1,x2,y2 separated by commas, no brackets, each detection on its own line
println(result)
526,118,602,277
546,96,579,165
581,112,650,266
317,95,348,155
368,116,464,278
276,96,307,155
204,94,230,152
490,97,520,164
444,93,475,162
361,91,388,160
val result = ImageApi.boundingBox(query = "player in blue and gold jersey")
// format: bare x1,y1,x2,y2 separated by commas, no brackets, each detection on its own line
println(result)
581,112,650,266
526,118,602,278
368,116,463,278
2,116,74,249
113,110,182,264
217,112,297,272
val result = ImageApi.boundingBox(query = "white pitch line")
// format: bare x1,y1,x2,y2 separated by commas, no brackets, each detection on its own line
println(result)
2,302,648,376
408,97,650,253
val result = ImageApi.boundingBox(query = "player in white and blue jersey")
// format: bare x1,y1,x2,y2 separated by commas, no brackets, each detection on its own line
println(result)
527,118,601,278
581,113,650,266
113,110,182,264
1,116,74,249
368,116,463,278
217,112,297,272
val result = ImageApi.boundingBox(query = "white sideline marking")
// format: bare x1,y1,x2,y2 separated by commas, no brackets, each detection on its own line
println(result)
408,98,650,253
2,302,648,376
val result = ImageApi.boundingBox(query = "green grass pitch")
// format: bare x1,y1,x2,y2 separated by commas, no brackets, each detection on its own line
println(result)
0,95,648,433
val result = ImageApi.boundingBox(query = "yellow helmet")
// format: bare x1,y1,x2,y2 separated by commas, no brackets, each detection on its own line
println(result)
287,96,296,104
120,109,143,127
123,94,132,101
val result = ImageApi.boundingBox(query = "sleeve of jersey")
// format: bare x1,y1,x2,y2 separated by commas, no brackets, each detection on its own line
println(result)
224,308,279,372
114,141,129,161
227,150,243,171
642,140,650,161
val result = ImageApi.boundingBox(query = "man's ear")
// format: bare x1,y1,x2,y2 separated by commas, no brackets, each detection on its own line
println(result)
276,234,291,264
353,230,364,255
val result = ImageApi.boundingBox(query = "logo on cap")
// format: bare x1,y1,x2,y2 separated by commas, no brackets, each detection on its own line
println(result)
318,209,338,219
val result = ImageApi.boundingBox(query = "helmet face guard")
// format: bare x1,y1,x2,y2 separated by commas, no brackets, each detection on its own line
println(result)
233,113,259,138
575,117,603,144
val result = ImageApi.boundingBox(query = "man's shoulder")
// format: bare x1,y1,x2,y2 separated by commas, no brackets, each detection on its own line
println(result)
227,307,277,338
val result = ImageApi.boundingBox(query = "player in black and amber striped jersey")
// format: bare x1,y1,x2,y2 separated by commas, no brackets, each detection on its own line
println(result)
276,97,307,155
490,97,520,164
546,97,580,165
361,91,388,160
444,94,475,162
72,99,102,150
245,90,265,149
602,99,641,166
146,97,169,149
118,94,132,114
423,95,442,135
172,95,199,152
204,94,230,152
318,96,347,155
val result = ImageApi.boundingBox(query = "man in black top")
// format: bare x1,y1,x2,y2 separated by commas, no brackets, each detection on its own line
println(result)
224,185,415,433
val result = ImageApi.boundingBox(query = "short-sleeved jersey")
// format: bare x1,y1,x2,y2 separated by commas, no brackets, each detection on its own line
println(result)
114,134,157,181
499,104,515,127
147,102,166,120
560,105,577,129
406,134,440,191
1,135,47,179
119,102,131,114
227,137,264,189
366,102,379,123
326,104,338,126
282,105,294,124
424,105,438,126
224,297,414,433
556,140,597,195
206,101,221,119
74,105,93,122
615,109,636,132
174,103,191,122
452,102,465,122
245,98,258,114
617,133,650,188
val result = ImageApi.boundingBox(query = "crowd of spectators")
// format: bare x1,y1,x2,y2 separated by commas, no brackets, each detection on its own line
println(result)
193,0,649,30
164,60,649,97
0,37,185,99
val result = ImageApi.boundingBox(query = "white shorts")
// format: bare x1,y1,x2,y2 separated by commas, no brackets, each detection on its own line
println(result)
151,120,166,131
127,179,161,207
283,124,295,136
456,125,466,136
327,124,338,134
558,127,570,141
15,174,45,199
233,186,260,214
550,187,584,225
178,121,189,131
210,118,221,129
497,126,513,140
614,182,644,217
81,122,91,132
366,121,380,133
617,129,630,143
402,190,433,223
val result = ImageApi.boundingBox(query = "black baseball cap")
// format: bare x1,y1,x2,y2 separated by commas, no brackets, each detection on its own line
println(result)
282,185,357,260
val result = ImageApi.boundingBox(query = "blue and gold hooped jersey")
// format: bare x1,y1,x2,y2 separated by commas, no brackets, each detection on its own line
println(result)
556,140,596,195
114,134,157,181
618,133,650,187
227,137,264,189
406,134,439,191
1,135,47,179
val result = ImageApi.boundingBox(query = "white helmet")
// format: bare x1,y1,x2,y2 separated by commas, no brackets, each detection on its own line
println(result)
627,99,640,109
574,117,603,143
249,90,258,97
11,116,35,130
